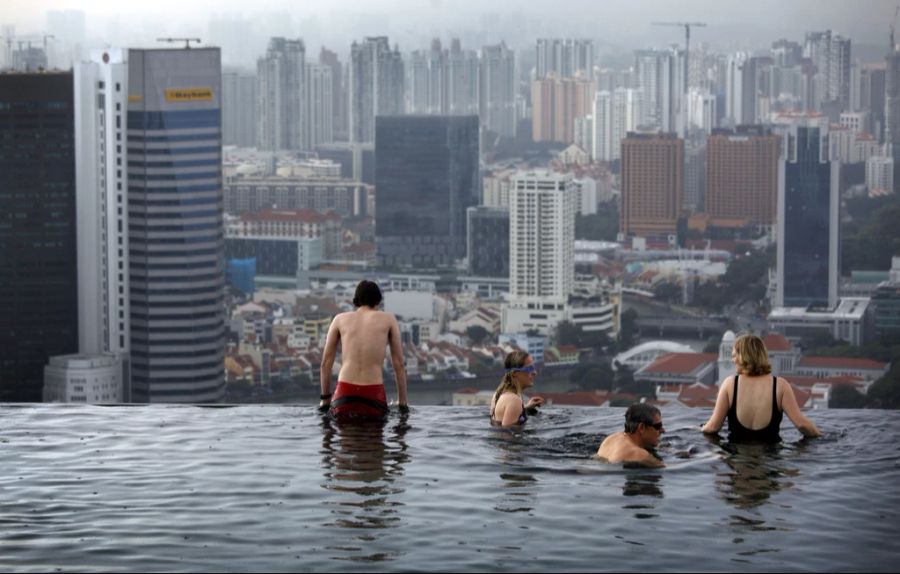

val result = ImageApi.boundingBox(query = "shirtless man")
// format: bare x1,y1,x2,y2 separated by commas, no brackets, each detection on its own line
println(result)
597,403,665,468
318,280,408,417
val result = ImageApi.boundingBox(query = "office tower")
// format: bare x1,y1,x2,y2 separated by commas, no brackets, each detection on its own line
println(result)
257,38,306,151
0,72,78,401
776,120,840,309
479,42,517,138
127,48,226,403
319,48,347,141
222,69,257,147
531,75,595,143
536,39,594,79
706,126,779,225
446,39,480,116
804,30,852,111
509,170,576,304
466,206,510,278
375,115,480,269
887,43,900,190
620,132,684,239
593,88,639,162
73,49,130,388
349,37,404,143
859,64,885,140
772,39,803,68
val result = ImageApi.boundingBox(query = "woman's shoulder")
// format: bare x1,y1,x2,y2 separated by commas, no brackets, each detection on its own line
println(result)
496,391,521,404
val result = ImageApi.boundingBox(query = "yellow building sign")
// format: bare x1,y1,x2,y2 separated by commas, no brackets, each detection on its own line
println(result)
128,95,142,103
164,87,213,102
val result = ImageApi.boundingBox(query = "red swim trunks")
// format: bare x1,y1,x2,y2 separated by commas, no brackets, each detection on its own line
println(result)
330,381,388,418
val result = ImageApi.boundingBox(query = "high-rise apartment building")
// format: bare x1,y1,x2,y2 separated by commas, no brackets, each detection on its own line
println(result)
375,115,480,269
804,30,852,111
349,37,404,143
319,48,347,141
257,38,306,151
0,72,78,401
535,39,594,79
531,75,595,143
725,53,759,125
127,48,226,403
620,132,684,239
776,120,840,309
859,64,885,141
222,69,257,147
408,39,445,115
886,43,900,191
508,170,576,305
447,39,480,117
479,42,517,138
634,48,685,134
592,88,639,162
706,126,779,226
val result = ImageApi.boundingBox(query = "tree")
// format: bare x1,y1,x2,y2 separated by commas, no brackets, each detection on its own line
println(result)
829,384,867,408
466,325,490,346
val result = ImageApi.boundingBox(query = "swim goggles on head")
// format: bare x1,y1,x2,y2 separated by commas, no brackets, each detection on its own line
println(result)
506,364,537,375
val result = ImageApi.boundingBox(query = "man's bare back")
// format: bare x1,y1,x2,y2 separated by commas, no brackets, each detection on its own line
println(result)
319,304,408,410
332,308,395,384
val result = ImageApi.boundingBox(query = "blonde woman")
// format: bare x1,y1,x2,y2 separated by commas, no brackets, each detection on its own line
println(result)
703,334,820,441
490,351,544,427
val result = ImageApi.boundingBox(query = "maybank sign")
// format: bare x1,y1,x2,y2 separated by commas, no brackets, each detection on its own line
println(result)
164,87,214,102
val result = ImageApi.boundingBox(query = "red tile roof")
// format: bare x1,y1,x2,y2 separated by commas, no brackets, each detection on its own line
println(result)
539,391,608,406
798,357,888,371
556,345,579,354
763,333,793,352
643,353,718,375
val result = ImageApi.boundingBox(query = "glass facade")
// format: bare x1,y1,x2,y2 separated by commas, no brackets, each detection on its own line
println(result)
127,48,226,403
782,127,836,309
375,115,480,269
466,206,510,278
0,73,78,402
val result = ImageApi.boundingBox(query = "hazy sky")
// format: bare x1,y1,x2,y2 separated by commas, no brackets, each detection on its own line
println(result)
3,0,897,63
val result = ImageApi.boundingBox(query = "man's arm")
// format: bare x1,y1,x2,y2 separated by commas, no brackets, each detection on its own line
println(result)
387,315,408,408
319,315,341,411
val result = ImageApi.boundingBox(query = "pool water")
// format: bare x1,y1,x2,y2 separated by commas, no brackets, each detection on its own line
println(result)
1,404,898,572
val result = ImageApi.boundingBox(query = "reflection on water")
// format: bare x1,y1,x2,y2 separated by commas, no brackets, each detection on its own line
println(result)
488,429,539,515
319,413,410,562
622,472,663,499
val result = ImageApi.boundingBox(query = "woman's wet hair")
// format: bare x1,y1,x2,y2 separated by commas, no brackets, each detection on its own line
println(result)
352,280,383,309
493,351,531,407
733,334,772,377
624,403,661,434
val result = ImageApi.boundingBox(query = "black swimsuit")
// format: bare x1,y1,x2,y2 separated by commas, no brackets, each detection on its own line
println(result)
727,375,783,443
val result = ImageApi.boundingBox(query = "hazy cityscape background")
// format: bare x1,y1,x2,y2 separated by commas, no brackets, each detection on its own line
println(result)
1,0,899,410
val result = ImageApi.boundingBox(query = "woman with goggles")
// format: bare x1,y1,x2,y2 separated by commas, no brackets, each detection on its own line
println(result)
490,351,544,426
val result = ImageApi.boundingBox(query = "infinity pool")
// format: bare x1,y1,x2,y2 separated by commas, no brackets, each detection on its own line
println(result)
1,404,897,572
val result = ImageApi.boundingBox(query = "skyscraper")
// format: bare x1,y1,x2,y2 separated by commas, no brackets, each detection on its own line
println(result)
375,115,480,269
531,75,595,143
222,69,257,148
257,38,306,151
535,39,594,79
706,126,779,226
466,206,510,278
508,170,576,304
776,120,840,309
479,42,517,138
127,48,226,403
0,72,78,401
620,132,684,239
319,48,347,141
804,30,852,111
446,39,480,117
886,43,900,191
73,49,130,377
592,88,639,162
349,37,404,144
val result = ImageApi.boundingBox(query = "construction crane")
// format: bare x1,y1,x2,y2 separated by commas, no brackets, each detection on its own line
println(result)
157,37,202,49
653,21,707,135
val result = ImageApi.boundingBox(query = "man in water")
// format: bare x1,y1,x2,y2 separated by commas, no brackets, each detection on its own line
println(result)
597,403,665,467
319,280,408,417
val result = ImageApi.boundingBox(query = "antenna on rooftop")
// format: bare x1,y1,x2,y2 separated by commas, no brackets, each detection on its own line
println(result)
156,37,202,49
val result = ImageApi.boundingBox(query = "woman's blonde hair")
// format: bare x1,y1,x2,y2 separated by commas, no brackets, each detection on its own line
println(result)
733,334,772,377
492,351,530,410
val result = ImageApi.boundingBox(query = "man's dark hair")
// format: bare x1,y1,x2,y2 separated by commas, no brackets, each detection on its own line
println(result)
353,280,383,309
624,403,661,434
